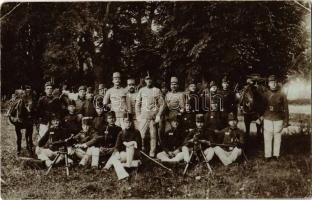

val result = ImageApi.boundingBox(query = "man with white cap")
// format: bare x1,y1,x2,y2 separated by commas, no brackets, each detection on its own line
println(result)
165,76,185,132
135,72,165,157
104,72,128,128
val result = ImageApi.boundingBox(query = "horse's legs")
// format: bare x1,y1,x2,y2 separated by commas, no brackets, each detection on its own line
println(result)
15,126,22,155
243,115,252,153
25,124,34,154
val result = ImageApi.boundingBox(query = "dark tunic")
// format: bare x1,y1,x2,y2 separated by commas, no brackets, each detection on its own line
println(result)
37,95,63,124
160,126,186,153
72,128,101,147
183,127,214,149
115,128,142,153
217,126,244,151
38,126,69,151
63,113,81,135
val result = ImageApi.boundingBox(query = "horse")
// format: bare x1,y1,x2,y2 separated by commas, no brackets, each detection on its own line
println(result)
8,92,35,156
237,84,265,150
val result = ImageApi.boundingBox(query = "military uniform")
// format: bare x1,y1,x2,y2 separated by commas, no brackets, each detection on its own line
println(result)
181,114,215,162
262,75,289,159
75,86,96,118
36,116,71,167
135,74,165,157
104,73,128,127
156,120,187,162
204,81,224,130
126,92,139,128
214,114,244,166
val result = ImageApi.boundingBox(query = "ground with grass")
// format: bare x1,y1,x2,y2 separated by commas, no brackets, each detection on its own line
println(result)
1,112,311,199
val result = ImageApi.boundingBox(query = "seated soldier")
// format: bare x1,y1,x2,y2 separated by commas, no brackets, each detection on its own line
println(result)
93,102,107,133
181,114,215,163
88,111,121,168
181,102,196,133
104,113,142,170
36,114,73,167
156,115,187,162
70,117,101,167
63,100,81,136
213,113,244,166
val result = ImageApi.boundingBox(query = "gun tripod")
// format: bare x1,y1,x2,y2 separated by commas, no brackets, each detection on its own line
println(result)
46,149,71,176
183,144,213,176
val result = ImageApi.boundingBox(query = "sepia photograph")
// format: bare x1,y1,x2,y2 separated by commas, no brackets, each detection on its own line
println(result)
1,1,311,199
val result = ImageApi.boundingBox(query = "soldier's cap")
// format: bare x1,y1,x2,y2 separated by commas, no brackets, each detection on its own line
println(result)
246,78,254,84
195,114,205,123
228,113,238,121
222,76,230,83
14,89,24,97
123,112,133,121
98,83,105,90
82,117,93,126
78,85,87,91
248,73,261,80
67,99,76,107
45,81,53,88
127,78,136,84
209,81,217,88
268,75,277,81
189,78,196,85
106,111,116,118
113,72,121,78
25,85,32,90
170,76,178,83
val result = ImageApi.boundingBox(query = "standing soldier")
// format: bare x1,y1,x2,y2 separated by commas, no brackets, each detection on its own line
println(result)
135,72,165,157
75,85,96,119
261,75,289,161
204,81,224,135
63,100,81,136
158,81,168,146
126,78,139,129
165,77,185,131
86,86,94,100
185,78,200,113
37,81,62,138
219,76,237,128
104,72,128,128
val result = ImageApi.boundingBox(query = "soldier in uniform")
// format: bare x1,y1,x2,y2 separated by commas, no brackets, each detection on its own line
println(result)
135,72,165,157
204,81,224,133
93,102,107,134
158,81,168,146
37,81,63,138
36,114,73,167
104,72,128,128
63,100,81,136
126,78,139,129
214,113,244,166
181,114,215,163
86,86,94,100
165,77,185,132
185,78,200,113
156,115,187,162
219,76,237,128
180,101,196,133
76,85,96,118
261,75,289,161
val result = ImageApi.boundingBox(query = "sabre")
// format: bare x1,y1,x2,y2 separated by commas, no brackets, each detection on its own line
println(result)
140,151,173,172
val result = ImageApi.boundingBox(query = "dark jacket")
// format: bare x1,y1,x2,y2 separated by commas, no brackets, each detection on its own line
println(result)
180,112,196,132
72,128,101,147
63,113,81,135
217,126,244,150
98,124,121,148
161,126,186,152
37,95,63,124
115,128,142,152
93,115,107,133
38,126,69,150
75,97,96,117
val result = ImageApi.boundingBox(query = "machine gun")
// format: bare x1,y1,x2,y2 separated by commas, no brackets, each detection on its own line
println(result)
183,133,213,176
45,134,74,176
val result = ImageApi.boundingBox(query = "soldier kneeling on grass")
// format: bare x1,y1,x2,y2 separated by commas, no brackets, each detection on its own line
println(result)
181,114,215,163
213,113,244,166
36,114,73,167
104,112,142,170
69,117,102,168
156,115,187,163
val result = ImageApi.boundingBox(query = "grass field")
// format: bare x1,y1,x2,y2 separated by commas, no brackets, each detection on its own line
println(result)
1,113,311,199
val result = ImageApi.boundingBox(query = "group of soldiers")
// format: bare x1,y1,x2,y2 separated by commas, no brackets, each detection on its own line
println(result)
8,71,289,179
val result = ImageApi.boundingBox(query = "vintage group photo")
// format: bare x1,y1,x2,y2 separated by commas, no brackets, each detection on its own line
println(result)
1,1,311,199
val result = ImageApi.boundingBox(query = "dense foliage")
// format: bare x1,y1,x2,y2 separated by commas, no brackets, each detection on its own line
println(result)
1,1,310,94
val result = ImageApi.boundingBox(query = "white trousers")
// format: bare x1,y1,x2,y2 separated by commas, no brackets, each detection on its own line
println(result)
181,146,214,163
214,146,242,166
263,119,283,158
